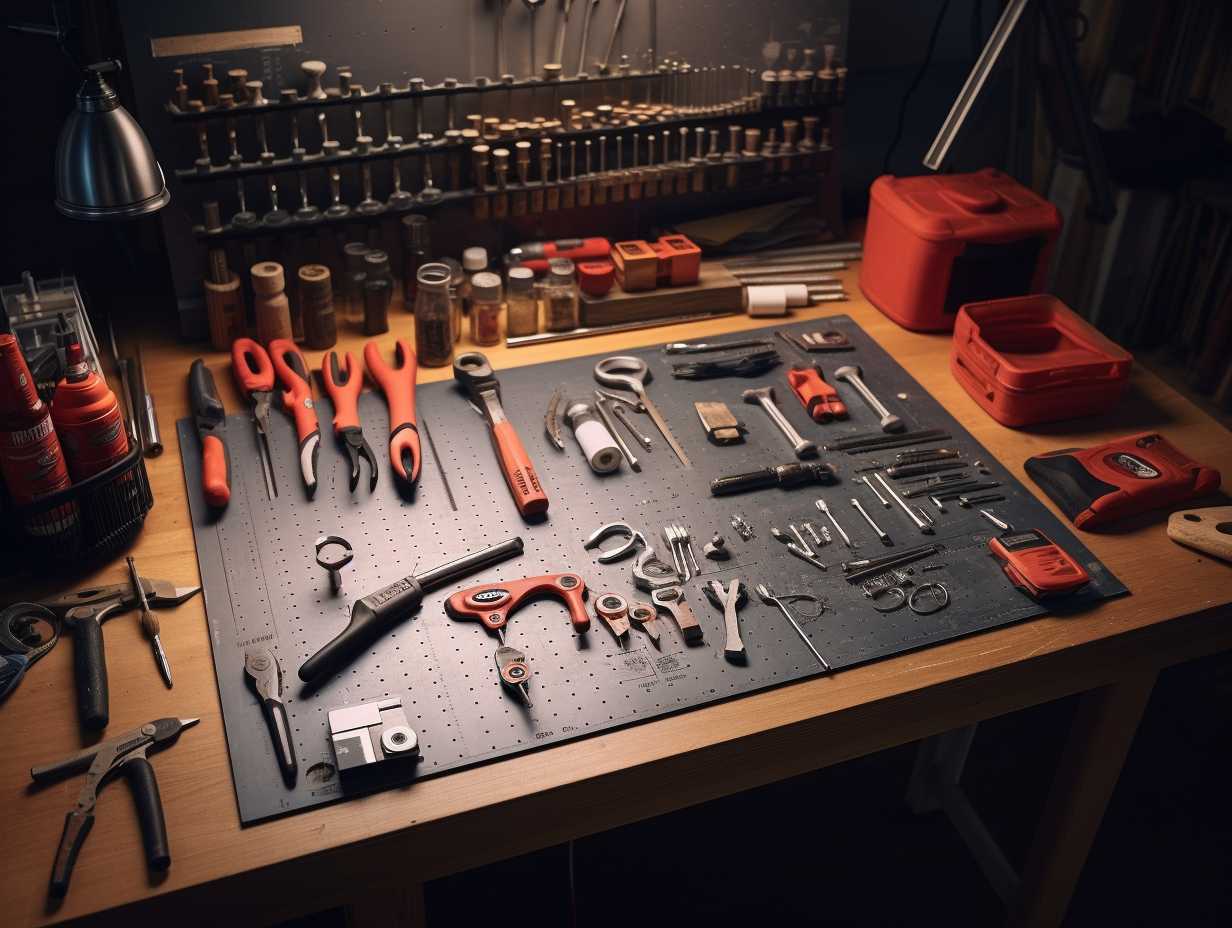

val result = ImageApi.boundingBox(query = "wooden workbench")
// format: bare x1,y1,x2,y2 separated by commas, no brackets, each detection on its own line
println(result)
7,266,1231,927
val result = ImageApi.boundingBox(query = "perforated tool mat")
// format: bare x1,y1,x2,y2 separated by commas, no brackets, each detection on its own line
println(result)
177,317,1126,824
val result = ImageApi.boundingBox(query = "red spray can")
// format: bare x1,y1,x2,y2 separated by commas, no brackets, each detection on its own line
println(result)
51,339,130,481
0,333,72,502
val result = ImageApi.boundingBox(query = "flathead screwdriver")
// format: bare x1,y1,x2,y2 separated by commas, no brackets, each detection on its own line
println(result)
127,556,173,688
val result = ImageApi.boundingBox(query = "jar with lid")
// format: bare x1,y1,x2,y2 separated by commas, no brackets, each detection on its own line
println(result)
413,262,455,367
442,257,465,343
341,242,370,325
362,250,393,335
542,257,580,332
461,246,487,318
469,271,503,347
401,214,430,308
504,266,538,338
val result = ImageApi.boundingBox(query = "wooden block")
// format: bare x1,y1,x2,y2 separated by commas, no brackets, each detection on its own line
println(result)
1167,507,1232,562
580,262,743,327
612,240,659,292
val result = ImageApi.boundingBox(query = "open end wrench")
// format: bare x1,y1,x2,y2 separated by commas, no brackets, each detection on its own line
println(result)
834,365,904,433
742,387,817,459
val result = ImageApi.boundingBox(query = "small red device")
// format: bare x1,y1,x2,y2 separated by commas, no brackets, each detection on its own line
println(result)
444,573,590,634
988,527,1091,599
510,238,611,274
861,168,1062,332
1026,432,1221,530
577,260,615,297
951,295,1132,427
652,234,702,286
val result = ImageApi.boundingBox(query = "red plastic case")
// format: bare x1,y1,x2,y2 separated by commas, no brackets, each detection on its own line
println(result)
950,294,1133,427
860,168,1062,331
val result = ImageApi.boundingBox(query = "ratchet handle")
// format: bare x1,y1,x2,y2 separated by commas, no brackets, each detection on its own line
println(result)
124,757,171,871
49,809,94,898
491,419,549,516
230,337,274,395
70,617,109,730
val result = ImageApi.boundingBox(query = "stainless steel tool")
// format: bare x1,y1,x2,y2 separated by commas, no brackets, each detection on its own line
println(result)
851,498,892,546
814,498,853,548
755,584,830,671
742,386,817,459
875,472,934,535
595,356,690,467
834,364,904,433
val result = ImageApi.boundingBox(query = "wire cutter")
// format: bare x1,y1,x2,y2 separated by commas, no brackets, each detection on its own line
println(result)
42,578,201,730
321,350,378,493
364,339,421,490
0,602,60,701
244,648,297,786
230,337,279,500
30,716,199,898
269,338,321,498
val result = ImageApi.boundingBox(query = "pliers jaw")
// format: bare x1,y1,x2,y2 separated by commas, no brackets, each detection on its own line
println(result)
389,422,422,489
339,428,378,493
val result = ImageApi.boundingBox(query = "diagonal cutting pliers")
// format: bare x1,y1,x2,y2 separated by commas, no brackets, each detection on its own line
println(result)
363,339,421,490
321,350,378,493
268,339,321,498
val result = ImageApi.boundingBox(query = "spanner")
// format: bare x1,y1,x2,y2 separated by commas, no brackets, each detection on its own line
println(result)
742,386,817,458
834,364,904,433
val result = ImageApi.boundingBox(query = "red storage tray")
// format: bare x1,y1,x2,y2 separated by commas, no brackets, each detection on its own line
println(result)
950,295,1133,427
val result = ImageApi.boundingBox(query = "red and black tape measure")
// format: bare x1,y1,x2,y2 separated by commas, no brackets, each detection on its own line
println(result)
988,528,1091,600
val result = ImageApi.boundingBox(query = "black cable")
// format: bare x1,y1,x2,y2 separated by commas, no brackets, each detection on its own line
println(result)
882,0,954,176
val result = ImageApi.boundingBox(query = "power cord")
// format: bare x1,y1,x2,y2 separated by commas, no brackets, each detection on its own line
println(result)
882,0,955,175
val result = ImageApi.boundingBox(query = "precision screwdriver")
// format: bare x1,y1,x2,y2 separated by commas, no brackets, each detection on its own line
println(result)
127,556,172,688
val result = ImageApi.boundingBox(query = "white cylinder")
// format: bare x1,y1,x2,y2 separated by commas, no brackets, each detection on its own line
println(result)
573,419,622,473
745,285,789,317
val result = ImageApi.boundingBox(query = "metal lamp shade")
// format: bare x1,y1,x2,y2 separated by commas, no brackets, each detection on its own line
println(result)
55,63,170,221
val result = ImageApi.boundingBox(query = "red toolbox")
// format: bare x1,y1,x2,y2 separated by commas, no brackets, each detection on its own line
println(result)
861,169,1062,331
950,294,1133,427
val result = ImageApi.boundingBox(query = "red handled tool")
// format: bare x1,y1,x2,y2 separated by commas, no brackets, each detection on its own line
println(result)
230,338,279,500
188,359,230,508
775,331,848,423
445,573,590,706
321,350,378,493
981,511,1091,599
509,236,611,273
453,352,549,518
268,339,320,498
363,339,421,489
1025,432,1221,530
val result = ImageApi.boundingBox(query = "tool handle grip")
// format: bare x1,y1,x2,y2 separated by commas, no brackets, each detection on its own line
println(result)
201,433,231,508
261,697,298,785
49,810,94,898
321,351,361,431
786,367,846,423
124,756,170,871
269,339,319,440
298,582,424,683
491,419,549,516
71,618,109,730
363,340,418,426
709,468,775,496
230,337,274,394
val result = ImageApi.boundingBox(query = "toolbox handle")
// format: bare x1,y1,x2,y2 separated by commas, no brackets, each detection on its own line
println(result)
952,352,995,401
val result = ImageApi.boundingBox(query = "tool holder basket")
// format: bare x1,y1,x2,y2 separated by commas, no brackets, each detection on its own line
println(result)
3,443,153,569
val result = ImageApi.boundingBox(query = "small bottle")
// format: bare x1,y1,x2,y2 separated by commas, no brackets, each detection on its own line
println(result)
51,335,130,481
414,262,455,367
0,333,72,503
542,257,580,332
469,271,503,346
341,242,370,325
299,264,337,349
504,266,538,338
401,214,431,308
362,250,393,335
461,245,488,320
442,257,465,343
252,261,294,345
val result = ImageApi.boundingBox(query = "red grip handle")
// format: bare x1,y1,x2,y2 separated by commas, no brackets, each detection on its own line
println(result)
445,573,589,633
201,433,231,507
786,367,847,422
321,351,362,431
491,419,549,516
363,340,417,429
268,339,319,441
230,337,274,395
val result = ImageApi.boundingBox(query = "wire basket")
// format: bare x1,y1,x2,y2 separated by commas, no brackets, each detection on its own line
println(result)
3,443,153,568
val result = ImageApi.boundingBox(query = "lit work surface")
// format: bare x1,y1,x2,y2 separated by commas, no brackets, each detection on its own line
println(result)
7,265,1232,927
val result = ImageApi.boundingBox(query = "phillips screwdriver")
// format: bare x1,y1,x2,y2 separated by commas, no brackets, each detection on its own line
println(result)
127,556,173,687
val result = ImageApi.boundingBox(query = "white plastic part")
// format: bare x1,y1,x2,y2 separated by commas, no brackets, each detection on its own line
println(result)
745,285,789,317
574,419,621,473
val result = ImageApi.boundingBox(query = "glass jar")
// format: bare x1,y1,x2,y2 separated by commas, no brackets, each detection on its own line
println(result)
442,257,465,343
340,242,369,325
461,246,487,323
504,266,538,338
362,250,392,335
469,271,503,346
542,257,580,332
413,262,455,367
400,214,430,309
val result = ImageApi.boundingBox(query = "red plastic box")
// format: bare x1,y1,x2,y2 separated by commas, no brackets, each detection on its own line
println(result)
950,294,1133,427
861,169,1062,332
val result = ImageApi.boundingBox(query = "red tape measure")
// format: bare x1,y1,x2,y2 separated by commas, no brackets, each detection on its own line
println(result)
988,528,1090,599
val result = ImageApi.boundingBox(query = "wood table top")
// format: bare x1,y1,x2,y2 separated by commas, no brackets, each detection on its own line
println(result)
7,265,1232,926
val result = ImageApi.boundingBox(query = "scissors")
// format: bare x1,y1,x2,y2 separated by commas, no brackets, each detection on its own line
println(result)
593,356,691,467
1,603,61,701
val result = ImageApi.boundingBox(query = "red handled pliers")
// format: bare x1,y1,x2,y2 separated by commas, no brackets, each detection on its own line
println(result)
268,339,321,498
363,339,420,490
321,350,378,493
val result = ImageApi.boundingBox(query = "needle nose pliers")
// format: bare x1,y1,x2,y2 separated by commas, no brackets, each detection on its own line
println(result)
321,350,378,493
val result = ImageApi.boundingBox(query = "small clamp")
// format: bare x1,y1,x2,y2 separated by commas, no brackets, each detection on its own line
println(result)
583,521,646,563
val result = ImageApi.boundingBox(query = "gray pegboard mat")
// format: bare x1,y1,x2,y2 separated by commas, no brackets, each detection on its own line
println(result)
178,317,1125,824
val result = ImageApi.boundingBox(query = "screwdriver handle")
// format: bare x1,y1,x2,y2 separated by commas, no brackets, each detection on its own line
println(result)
124,756,171,871
230,337,275,395
139,606,160,638
490,419,549,516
